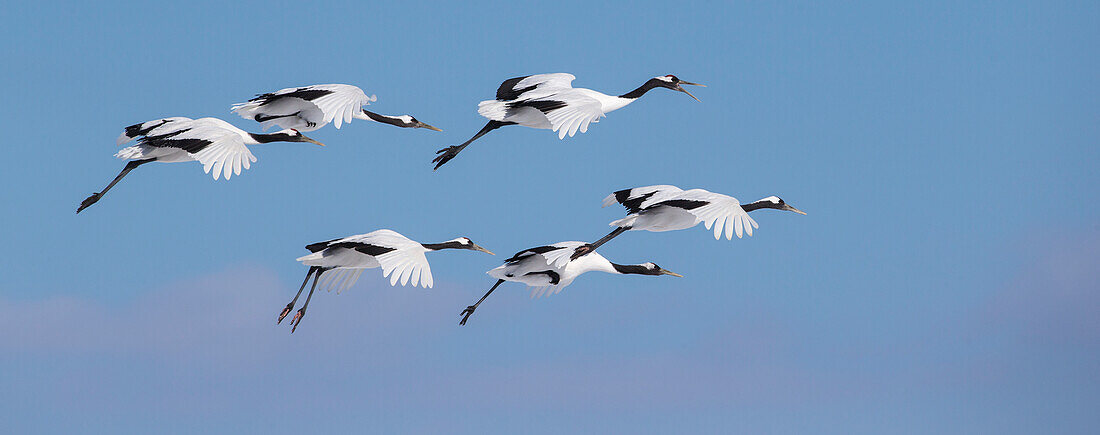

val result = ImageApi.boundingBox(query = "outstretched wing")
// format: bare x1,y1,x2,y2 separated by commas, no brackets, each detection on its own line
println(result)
179,118,257,181
495,73,576,100
534,90,604,139
117,117,191,145
343,229,434,288
231,84,376,130
659,189,758,239
114,117,257,180
602,185,685,213
504,241,587,269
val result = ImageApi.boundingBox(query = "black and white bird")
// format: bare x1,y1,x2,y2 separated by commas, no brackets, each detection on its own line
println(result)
458,241,681,325
77,117,323,213
432,73,704,169
571,185,807,259
283,229,494,332
231,84,440,132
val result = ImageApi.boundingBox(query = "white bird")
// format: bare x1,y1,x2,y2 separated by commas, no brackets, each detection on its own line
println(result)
432,73,704,169
458,241,681,325
283,229,494,332
231,83,441,132
77,117,324,213
570,185,807,259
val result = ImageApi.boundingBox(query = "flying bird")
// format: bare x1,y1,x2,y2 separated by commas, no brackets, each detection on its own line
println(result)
458,241,681,325
433,73,704,169
283,229,494,332
571,185,807,259
77,117,323,213
231,84,441,132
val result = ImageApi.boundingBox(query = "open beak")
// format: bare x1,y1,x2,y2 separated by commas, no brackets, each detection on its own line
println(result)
471,243,495,255
658,268,683,278
781,204,807,215
674,85,701,102
301,135,325,147
416,121,442,132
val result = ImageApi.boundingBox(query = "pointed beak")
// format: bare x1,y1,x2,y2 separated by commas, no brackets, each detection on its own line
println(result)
781,204,807,215
658,268,683,278
416,121,442,132
679,80,706,87
301,135,325,147
674,85,701,102
470,243,495,255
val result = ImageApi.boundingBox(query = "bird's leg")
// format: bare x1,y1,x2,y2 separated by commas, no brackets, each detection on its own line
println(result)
459,279,505,326
291,268,325,333
279,266,317,324
432,121,513,170
571,227,629,260
77,159,154,214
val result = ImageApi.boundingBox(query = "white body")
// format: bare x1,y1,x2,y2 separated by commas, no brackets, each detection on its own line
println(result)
604,185,760,240
488,242,622,298
476,73,635,139
114,117,261,180
231,84,378,132
296,229,439,290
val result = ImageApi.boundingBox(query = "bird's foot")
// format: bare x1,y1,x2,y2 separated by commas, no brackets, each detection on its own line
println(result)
570,244,595,260
290,308,306,333
77,192,102,214
277,302,295,324
432,146,462,170
306,121,316,128
459,305,477,326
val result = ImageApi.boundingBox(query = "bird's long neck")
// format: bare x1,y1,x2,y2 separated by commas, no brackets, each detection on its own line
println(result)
610,263,651,275
246,133,287,144
741,200,781,212
618,78,661,100
421,241,465,251
356,109,408,128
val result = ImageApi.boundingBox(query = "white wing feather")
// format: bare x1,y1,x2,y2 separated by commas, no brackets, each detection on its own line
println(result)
538,242,587,268
342,229,434,289
539,91,605,139
602,185,685,209
231,84,376,131
184,118,258,181
514,73,576,93
667,189,758,240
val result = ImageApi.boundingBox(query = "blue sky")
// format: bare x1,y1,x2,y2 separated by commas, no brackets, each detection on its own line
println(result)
1,0,1097,433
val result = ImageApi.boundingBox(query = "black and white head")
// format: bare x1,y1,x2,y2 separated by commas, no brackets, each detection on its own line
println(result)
612,261,683,277
423,237,494,254
269,129,325,146
395,115,442,131
749,196,807,215
652,75,706,101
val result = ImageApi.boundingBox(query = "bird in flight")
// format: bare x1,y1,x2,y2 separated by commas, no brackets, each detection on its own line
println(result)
433,73,704,169
77,117,323,214
570,185,807,259
284,229,493,332
232,83,441,132
459,241,680,325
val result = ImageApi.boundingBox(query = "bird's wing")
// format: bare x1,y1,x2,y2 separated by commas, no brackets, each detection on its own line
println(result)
659,189,759,239
495,73,576,100
504,241,587,269
602,185,685,213
343,229,434,288
117,117,192,145
231,84,375,130
135,118,257,181
532,90,605,139
305,84,376,129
